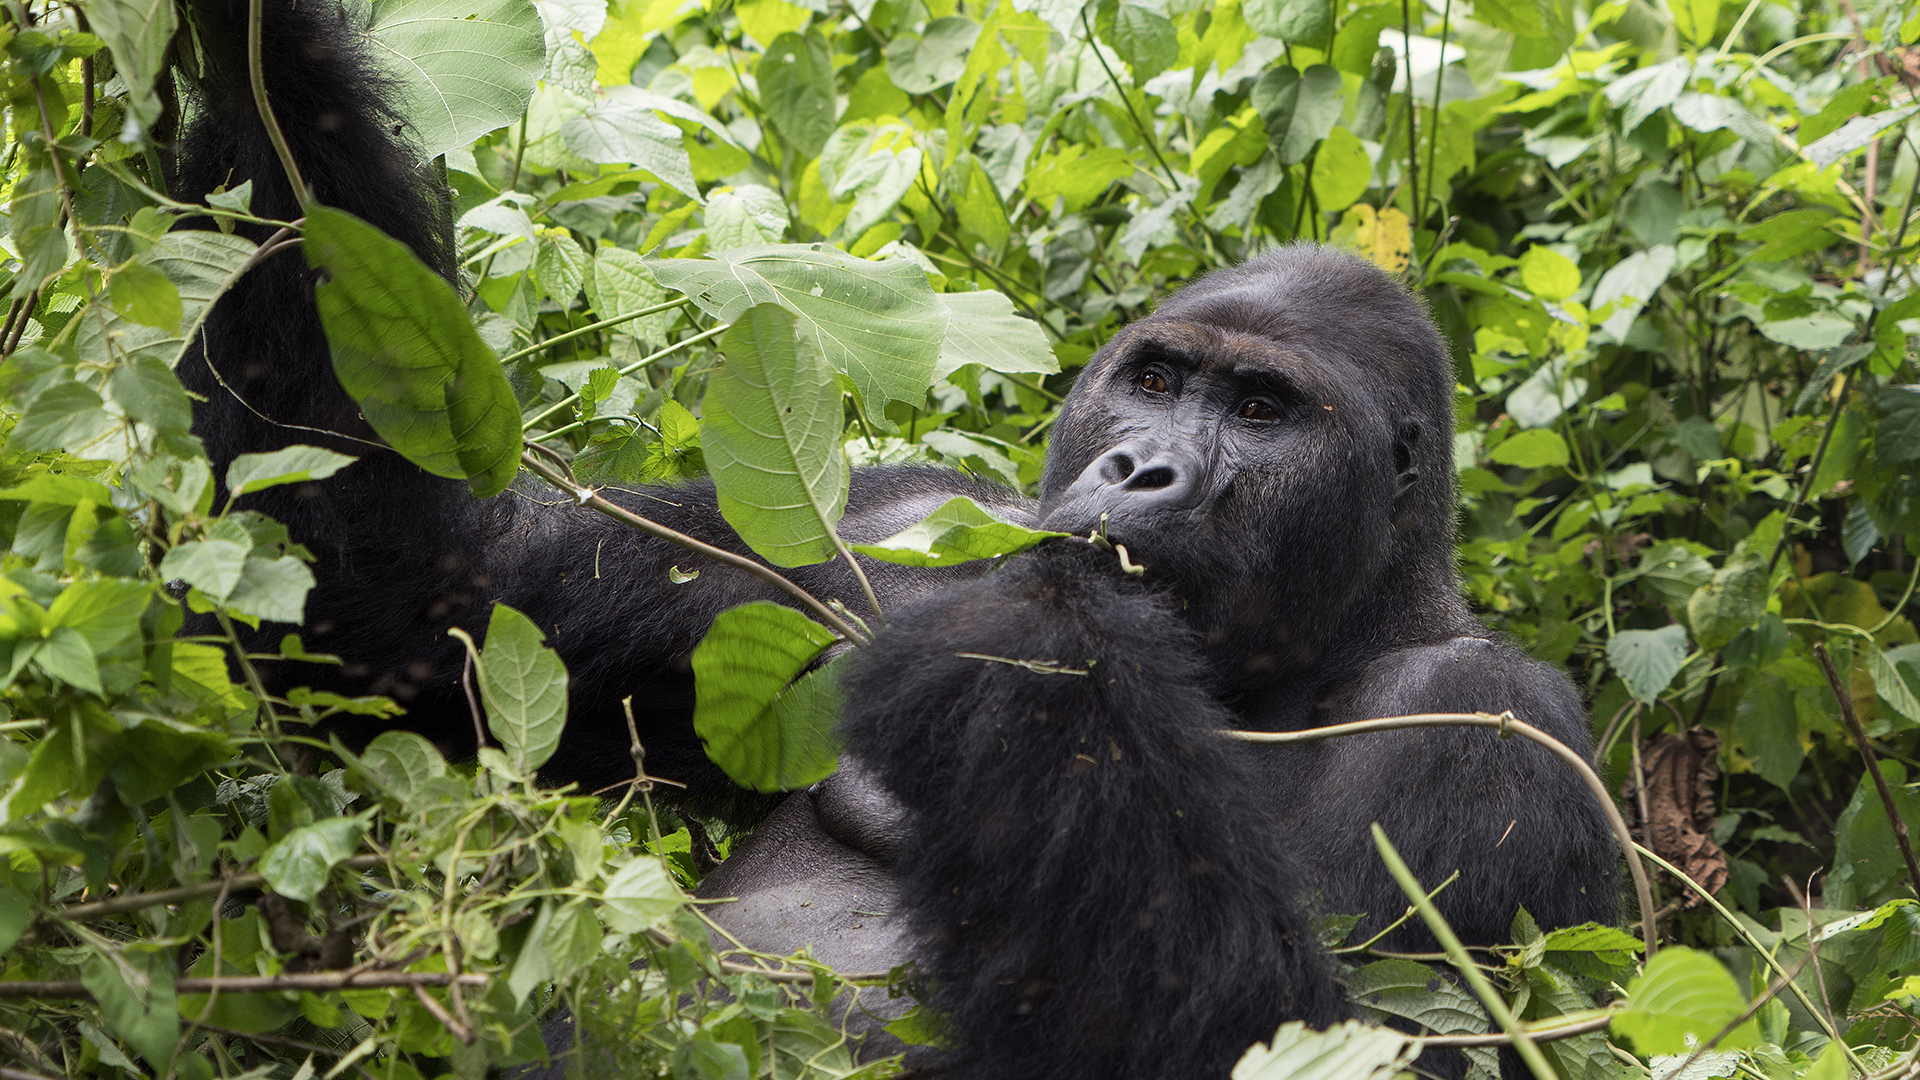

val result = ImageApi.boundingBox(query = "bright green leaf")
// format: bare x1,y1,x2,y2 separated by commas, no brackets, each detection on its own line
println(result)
852,497,1066,567
1487,429,1570,468
1613,947,1760,1054
692,601,841,791
226,445,359,500
477,603,569,774
257,816,368,904
1607,625,1690,702
704,304,850,567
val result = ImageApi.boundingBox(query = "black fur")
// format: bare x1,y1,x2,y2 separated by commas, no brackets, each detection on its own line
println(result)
177,5,1620,1078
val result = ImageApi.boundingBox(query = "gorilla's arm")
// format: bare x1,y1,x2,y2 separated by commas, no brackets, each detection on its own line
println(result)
1272,637,1620,949
840,546,1347,1080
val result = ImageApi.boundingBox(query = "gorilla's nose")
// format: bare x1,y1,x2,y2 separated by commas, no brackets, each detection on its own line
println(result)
1073,443,1205,510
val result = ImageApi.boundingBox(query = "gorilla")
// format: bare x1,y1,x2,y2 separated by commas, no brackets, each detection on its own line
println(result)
172,3,1620,1078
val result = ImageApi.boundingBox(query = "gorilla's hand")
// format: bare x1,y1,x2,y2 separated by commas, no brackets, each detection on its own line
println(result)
839,544,1347,1080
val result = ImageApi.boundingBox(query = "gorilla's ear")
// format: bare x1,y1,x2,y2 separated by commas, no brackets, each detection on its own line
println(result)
1394,419,1421,494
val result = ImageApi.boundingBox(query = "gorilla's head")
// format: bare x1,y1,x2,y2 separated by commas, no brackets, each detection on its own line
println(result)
1036,245,1469,691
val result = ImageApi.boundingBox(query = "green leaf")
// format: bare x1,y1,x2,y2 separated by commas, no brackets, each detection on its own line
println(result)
1738,210,1836,262
477,603,569,774
650,245,948,431
226,445,359,500
108,260,184,330
0,887,29,953
1309,127,1370,212
105,356,195,437
0,475,115,506
757,32,836,159
1803,105,1920,169
364,0,544,157
305,206,522,497
885,17,980,94
75,230,261,372
82,948,179,1067
1591,245,1676,341
1669,0,1721,46
934,291,1058,379
703,304,851,567
80,0,176,134
1830,761,1920,907
560,87,702,199
1613,947,1760,1054
600,855,687,933
258,816,369,904
1233,1019,1416,1080
1098,1,1178,82
161,539,252,601
1251,65,1343,165
354,731,449,799
222,555,317,624
852,497,1066,567
1540,923,1645,955
1607,625,1689,702
1868,647,1920,728
1243,0,1333,43
1518,247,1580,301
691,601,841,791
1686,551,1767,651
705,185,790,250
1487,429,1569,468
9,381,117,455
110,718,236,805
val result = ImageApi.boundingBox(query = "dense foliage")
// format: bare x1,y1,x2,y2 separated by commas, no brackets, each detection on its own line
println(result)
0,0,1918,1075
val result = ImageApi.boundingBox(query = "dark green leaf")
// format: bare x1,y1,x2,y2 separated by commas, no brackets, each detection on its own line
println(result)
258,815,368,904
757,33,836,159
305,206,522,497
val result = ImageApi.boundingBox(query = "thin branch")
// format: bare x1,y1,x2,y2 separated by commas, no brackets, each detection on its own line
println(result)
412,982,476,1044
520,322,726,431
1078,7,1179,189
247,0,310,203
1223,711,1658,956
191,1023,380,1080
500,297,693,368
1768,372,1851,572
0,970,487,998
1814,642,1920,898
1420,1013,1614,1048
44,857,382,922
517,451,869,645
1374,824,1558,1080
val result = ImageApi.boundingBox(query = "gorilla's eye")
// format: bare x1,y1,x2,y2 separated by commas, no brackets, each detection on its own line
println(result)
1238,398,1281,422
1137,370,1170,394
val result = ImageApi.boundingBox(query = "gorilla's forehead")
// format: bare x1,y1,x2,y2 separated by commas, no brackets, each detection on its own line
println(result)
1098,318,1383,394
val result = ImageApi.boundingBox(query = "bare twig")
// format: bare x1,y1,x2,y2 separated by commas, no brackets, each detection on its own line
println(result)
1223,711,1658,956
412,982,476,1044
1814,642,1920,898
1420,1013,1614,1048
44,857,381,922
0,970,486,998
2,1067,64,1080
518,451,868,645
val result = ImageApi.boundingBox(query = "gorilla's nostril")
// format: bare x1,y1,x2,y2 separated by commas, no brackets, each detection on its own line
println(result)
1100,453,1137,483
1129,465,1177,490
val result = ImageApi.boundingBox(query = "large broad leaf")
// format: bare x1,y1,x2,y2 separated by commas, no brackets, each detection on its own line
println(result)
1607,625,1690,703
757,32,836,159
77,230,259,372
649,245,948,430
365,0,546,158
691,602,843,792
703,303,850,567
1232,1020,1416,1080
477,603,569,774
226,446,359,500
81,949,178,1068
852,497,1065,567
1686,551,1767,651
1613,947,1761,1054
304,206,522,497
560,86,701,200
934,291,1058,379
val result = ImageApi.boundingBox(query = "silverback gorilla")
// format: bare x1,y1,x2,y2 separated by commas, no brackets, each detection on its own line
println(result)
175,3,1619,1078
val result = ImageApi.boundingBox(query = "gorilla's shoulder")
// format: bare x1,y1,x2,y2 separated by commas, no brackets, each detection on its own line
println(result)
1337,635,1587,742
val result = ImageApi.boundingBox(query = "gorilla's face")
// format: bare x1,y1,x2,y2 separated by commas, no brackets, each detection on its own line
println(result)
1034,248,1454,688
